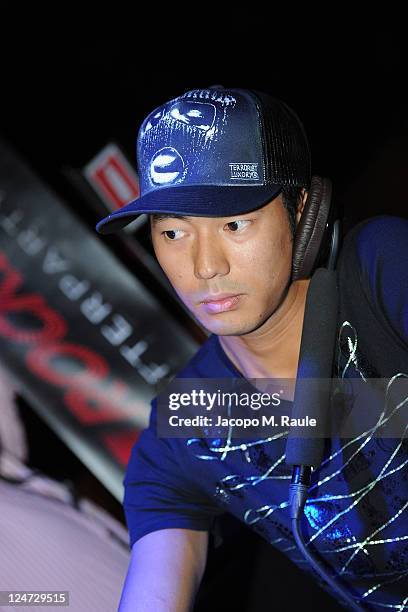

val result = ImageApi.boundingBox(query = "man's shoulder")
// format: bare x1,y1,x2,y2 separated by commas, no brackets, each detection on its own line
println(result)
337,215,408,290
149,331,235,411
173,333,221,379
339,215,408,262
336,214,408,367
147,333,225,427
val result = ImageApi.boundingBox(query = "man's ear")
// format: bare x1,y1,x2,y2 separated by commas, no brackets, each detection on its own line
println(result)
295,188,308,227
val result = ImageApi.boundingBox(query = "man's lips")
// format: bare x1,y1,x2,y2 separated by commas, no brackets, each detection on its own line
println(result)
200,293,242,304
199,293,243,314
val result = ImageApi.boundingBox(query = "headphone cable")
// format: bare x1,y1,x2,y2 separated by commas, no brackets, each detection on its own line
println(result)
290,465,364,611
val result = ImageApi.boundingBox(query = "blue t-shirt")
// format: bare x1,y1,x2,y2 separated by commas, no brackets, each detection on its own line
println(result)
123,216,408,610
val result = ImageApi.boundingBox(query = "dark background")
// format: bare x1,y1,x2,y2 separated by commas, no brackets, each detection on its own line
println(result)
1,17,407,232
1,14,406,611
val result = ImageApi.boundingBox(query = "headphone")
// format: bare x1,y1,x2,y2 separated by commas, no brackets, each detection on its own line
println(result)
291,175,342,280
285,178,364,609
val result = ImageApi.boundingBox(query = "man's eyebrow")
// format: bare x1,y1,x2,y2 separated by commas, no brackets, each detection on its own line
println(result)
150,214,191,225
150,209,263,225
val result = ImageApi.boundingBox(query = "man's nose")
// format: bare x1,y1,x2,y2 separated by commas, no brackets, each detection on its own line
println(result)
193,237,230,280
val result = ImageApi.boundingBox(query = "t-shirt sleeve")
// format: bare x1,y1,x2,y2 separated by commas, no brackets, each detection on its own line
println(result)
337,215,408,374
123,398,222,549
355,215,408,345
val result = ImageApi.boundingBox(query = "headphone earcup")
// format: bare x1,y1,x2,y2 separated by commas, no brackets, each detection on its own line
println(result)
291,176,333,281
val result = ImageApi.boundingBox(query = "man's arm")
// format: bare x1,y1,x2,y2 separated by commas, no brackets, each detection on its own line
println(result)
118,528,209,612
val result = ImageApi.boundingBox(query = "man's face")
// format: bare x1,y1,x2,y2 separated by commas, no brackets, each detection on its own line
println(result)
150,194,296,336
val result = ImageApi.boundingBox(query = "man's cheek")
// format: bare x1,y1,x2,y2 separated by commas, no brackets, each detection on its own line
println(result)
173,286,191,305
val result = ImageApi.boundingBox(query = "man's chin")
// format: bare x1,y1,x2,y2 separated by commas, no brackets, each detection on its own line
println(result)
200,319,260,337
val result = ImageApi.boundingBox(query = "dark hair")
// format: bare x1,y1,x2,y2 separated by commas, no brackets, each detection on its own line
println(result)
281,185,306,240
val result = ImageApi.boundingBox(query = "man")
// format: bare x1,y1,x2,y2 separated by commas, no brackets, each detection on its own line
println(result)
96,87,408,611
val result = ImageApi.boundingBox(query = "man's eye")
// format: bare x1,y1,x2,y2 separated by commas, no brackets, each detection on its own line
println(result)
162,229,184,240
225,220,251,232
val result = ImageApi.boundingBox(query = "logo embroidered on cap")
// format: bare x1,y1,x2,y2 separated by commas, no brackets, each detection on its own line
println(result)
150,148,186,186
229,163,259,181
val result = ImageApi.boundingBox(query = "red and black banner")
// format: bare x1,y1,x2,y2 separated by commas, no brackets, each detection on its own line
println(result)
0,141,198,501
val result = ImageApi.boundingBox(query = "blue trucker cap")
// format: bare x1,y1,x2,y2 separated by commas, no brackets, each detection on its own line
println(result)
95,87,311,234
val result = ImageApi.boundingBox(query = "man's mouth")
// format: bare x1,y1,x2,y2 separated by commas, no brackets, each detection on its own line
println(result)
199,293,243,314
200,292,242,304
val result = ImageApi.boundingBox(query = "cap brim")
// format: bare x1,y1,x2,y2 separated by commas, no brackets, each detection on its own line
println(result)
95,184,282,235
